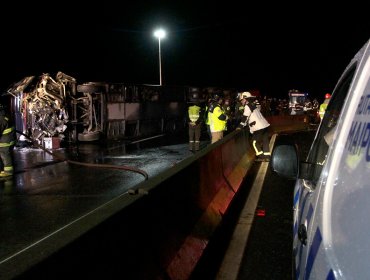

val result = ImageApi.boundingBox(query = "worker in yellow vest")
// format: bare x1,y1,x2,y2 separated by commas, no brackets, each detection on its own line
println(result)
319,93,331,120
188,101,204,152
208,92,228,143
204,97,212,141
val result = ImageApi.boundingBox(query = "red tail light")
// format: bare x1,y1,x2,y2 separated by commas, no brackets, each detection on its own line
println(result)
256,209,266,216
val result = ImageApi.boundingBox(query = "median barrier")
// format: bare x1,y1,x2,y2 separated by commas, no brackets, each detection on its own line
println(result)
18,114,311,279
19,128,255,279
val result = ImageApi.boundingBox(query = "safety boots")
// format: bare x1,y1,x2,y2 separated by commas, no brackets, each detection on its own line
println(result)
194,141,200,151
189,141,195,151
189,141,200,152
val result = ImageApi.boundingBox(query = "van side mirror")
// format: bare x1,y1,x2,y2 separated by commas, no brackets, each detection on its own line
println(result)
271,144,318,181
271,144,299,179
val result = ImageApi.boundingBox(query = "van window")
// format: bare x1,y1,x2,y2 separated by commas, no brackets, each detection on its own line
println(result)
306,64,357,186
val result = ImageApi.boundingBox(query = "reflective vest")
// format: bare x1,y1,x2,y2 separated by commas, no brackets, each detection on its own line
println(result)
209,103,227,132
319,99,329,119
188,105,201,123
204,104,211,125
0,116,15,147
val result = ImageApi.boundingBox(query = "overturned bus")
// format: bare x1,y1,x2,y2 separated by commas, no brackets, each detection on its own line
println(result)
4,72,223,146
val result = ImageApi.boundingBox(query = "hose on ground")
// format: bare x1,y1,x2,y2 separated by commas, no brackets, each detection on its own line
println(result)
16,131,149,180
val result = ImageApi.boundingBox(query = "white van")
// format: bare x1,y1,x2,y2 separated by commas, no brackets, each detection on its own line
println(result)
271,38,370,279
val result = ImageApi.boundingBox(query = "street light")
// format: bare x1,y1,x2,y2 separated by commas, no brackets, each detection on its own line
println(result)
153,28,166,86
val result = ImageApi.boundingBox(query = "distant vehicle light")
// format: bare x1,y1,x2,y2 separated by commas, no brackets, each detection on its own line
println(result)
256,209,266,216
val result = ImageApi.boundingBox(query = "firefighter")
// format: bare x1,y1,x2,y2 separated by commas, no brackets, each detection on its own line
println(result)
319,93,331,120
208,92,228,143
204,97,212,141
222,97,234,132
234,93,245,129
237,92,271,161
0,103,16,178
188,100,204,152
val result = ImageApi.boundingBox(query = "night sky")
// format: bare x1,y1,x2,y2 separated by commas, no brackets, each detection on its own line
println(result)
1,2,369,99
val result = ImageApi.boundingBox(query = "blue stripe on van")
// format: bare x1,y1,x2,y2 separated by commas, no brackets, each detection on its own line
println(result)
293,221,298,241
305,228,322,279
294,187,301,207
293,188,301,239
294,190,310,246
298,192,311,228
295,193,312,251
296,204,315,279
326,269,335,280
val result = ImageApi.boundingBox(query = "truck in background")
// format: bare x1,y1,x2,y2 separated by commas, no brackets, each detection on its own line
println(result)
288,89,320,124
288,89,309,115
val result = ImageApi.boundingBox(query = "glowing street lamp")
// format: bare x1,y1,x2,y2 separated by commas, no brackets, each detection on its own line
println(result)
153,28,166,86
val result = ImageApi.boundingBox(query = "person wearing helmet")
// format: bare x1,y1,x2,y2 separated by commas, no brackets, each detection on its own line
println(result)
233,93,246,129
211,92,223,102
204,96,213,141
237,92,271,161
0,103,16,178
222,97,234,132
319,93,331,120
208,92,228,143
187,99,204,152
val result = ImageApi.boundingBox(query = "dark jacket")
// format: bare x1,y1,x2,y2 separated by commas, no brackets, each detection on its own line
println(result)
0,113,16,147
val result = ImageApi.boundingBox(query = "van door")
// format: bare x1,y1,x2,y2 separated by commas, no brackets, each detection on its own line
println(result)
293,60,362,279
307,43,370,279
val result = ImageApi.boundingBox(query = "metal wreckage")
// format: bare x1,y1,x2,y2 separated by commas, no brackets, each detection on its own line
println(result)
5,72,207,147
6,72,101,145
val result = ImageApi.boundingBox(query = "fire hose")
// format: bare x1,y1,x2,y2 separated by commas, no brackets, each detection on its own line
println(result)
16,131,149,180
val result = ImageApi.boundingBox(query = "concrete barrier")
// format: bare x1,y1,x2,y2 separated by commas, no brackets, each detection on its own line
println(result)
19,129,254,279
21,116,308,279
165,130,255,279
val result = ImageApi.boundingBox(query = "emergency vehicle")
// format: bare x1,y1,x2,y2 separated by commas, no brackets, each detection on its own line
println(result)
271,38,370,279
288,90,309,115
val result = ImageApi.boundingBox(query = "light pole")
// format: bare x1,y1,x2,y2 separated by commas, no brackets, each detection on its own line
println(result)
153,28,166,86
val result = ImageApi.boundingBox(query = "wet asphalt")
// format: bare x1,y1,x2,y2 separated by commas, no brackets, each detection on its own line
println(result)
2,128,316,279
190,129,316,280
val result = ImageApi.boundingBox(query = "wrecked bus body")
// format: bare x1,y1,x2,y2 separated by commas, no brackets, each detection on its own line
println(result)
5,72,211,146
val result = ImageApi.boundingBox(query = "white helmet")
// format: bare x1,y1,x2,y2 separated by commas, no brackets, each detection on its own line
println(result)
239,91,253,100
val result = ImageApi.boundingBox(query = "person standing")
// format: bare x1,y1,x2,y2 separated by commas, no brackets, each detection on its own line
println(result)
0,103,16,177
208,92,228,143
222,97,233,133
204,97,212,141
188,101,204,152
234,94,245,130
319,93,331,120
237,92,271,161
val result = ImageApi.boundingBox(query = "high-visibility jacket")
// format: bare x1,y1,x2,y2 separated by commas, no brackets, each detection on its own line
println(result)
0,116,15,147
205,106,210,125
208,102,227,132
188,105,202,124
319,99,330,119
240,103,270,133
204,102,212,126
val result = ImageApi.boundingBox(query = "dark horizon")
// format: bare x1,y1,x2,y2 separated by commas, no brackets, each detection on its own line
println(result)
1,3,369,100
